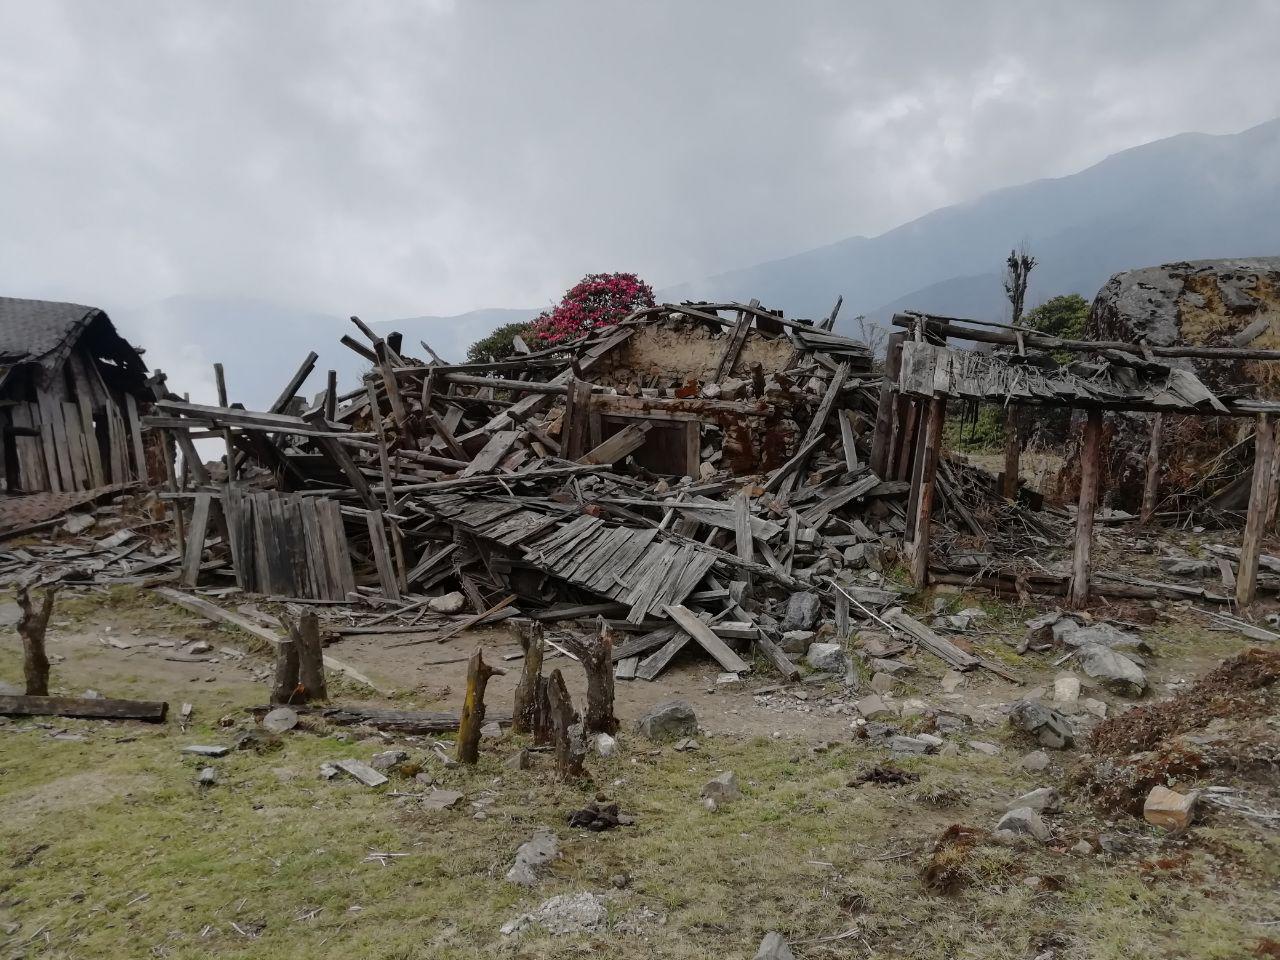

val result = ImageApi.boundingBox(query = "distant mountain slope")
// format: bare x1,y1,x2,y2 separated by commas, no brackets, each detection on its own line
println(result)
663,118,1280,330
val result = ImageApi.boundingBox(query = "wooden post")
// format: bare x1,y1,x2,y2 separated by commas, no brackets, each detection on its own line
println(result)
1001,405,1019,500
512,620,545,736
456,648,496,764
1139,413,1164,525
1267,434,1280,532
1068,409,1104,609
1237,414,1274,606
869,332,904,476
561,621,618,736
293,611,328,701
907,397,945,587
18,586,55,697
213,363,237,481
271,633,300,704
561,379,592,461
324,370,338,424
546,668,586,780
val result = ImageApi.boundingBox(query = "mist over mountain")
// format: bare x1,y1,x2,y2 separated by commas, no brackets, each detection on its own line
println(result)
108,119,1280,406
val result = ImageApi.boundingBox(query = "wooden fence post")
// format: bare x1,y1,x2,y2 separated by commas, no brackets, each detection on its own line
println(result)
512,621,545,736
546,668,586,780
456,648,496,764
1237,414,1274,606
1139,413,1164,525
1068,410,1104,608
18,586,55,696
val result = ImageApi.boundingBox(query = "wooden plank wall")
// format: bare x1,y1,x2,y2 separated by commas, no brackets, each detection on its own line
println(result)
221,489,355,600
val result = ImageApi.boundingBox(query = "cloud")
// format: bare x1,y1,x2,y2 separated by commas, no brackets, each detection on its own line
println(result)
0,0,1277,325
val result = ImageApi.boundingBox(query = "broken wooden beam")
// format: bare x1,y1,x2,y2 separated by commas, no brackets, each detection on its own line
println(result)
0,694,168,722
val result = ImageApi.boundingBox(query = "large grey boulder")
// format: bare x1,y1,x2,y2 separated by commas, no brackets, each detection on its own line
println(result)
636,700,697,740
756,931,796,960
506,827,559,886
805,642,846,672
1076,642,1147,696
995,807,1051,843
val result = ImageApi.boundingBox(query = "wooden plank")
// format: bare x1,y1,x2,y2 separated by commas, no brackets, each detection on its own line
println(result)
885,608,979,671
754,632,800,681
0,694,167,722
579,422,651,466
123,393,149,484
320,498,357,598
561,379,593,461
780,361,849,496
461,430,520,477
269,351,319,414
635,632,691,681
1068,409,1104,608
304,410,379,509
1237,413,1274,605
223,486,256,590
34,387,70,490
906,397,945,588
61,400,89,490
365,510,402,601
180,492,214,587
870,332,904,477
1139,412,1164,525
298,496,333,600
662,604,751,673
838,409,860,471
69,354,105,487
733,490,754,588
152,587,383,691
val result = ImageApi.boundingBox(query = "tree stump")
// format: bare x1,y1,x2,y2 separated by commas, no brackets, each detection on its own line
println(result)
456,648,496,764
512,620,545,736
17,586,55,697
547,668,586,780
561,621,618,736
271,634,300,704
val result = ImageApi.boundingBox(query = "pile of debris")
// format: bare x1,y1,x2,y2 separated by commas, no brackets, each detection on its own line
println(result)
128,299,1019,681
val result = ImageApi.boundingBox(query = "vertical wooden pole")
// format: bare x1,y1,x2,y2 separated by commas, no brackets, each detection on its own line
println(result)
294,611,328,701
271,632,299,704
324,370,338,424
1068,410,1104,609
870,332,904,477
1001,405,1020,499
1237,414,1274,606
213,363,237,481
1267,434,1280,532
512,620,545,736
907,397,946,588
562,622,618,736
546,668,586,780
456,648,495,764
1139,413,1164,525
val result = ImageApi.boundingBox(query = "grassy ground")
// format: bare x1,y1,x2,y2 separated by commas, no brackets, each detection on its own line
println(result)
2,705,1277,958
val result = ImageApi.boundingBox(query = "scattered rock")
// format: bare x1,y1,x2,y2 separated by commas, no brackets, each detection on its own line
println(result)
636,700,697,740
1143,785,1197,831
702,771,742,804
182,744,230,758
673,738,699,752
1008,699,1075,749
196,766,219,786
506,827,559,886
183,639,214,655
968,740,1001,756
370,749,409,772
1021,750,1051,772
1008,787,1061,813
479,721,503,739
869,672,895,694
504,748,531,770
855,694,893,719
870,657,915,676
262,706,299,734
778,630,815,654
782,592,822,631
428,591,467,614
1053,674,1081,704
995,807,1051,843
756,931,797,960
806,642,846,672
567,800,633,831
889,735,936,755
610,873,630,889
1076,643,1148,697
62,513,95,535
500,891,608,937
594,733,618,758
1081,697,1108,718
421,788,464,811
1072,839,1094,855
940,671,965,693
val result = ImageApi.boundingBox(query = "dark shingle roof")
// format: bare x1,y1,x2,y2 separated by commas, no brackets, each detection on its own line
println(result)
0,296,102,367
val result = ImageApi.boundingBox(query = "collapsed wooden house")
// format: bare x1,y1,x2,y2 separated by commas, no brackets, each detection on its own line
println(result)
0,297,152,494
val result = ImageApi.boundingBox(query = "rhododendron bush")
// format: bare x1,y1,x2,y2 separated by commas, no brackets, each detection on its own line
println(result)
529,272,655,346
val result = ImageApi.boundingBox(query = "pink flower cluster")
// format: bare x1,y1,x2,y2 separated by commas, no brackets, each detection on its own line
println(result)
530,272,656,346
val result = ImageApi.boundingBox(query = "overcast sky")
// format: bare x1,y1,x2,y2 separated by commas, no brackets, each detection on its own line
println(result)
2,1,1279,320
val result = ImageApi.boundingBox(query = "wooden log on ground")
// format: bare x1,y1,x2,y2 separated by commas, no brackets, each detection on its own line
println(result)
884,608,980,671
456,648,496,764
1068,409,1103,608
18,585,55,696
754,631,800,681
1238,413,1274,606
512,620,545,736
271,632,300,704
546,667,586,780
275,704,510,734
560,622,618,735
1140,412,1164,525
0,694,168,722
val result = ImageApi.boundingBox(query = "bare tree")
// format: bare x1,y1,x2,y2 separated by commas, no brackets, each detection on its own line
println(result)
1001,246,1037,498
851,315,889,363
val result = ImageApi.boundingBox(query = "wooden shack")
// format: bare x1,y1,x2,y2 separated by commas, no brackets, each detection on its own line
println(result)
0,297,152,493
